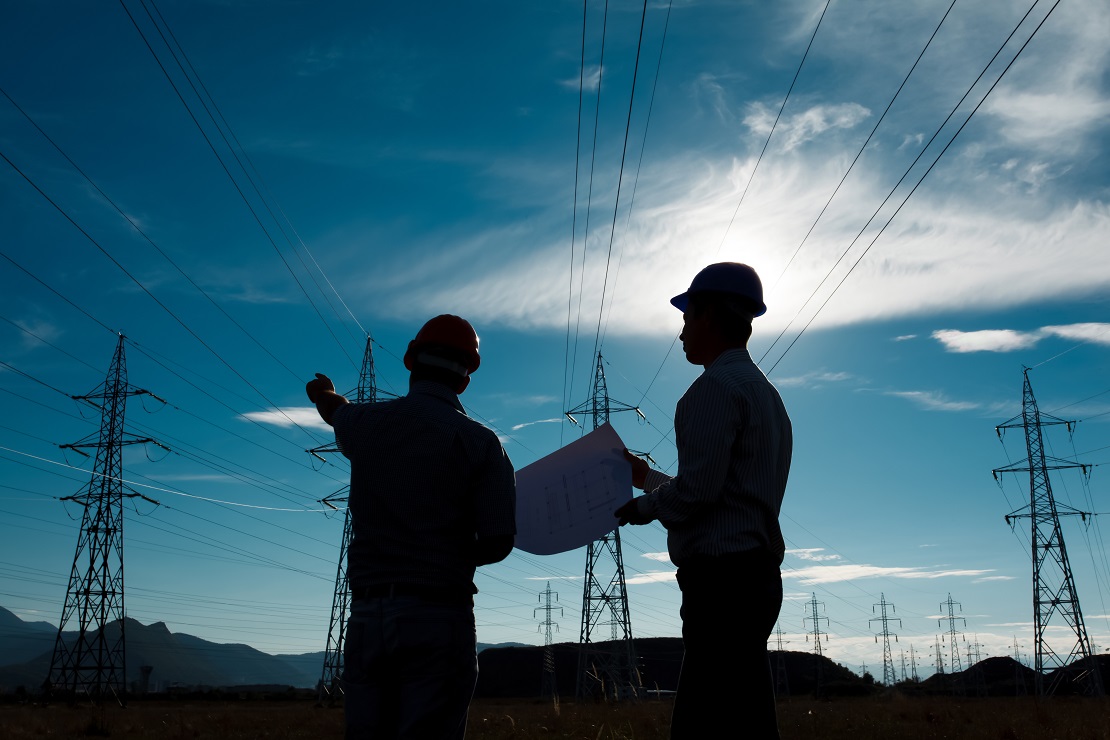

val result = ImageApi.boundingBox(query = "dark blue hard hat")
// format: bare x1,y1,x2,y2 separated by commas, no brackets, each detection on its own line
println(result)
670,262,767,316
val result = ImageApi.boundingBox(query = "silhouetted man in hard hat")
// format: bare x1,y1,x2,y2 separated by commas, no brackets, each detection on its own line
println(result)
615,263,792,739
307,314,517,740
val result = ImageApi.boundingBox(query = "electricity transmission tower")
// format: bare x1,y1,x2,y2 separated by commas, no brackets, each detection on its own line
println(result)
993,368,1102,697
1012,636,1028,696
909,643,919,682
938,594,965,695
536,582,563,699
566,352,642,700
803,593,828,692
47,335,164,703
309,336,379,703
771,624,791,696
938,594,965,674
870,593,901,686
934,636,945,676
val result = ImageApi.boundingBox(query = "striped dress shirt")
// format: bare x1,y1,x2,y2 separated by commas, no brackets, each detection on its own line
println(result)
640,348,792,567
332,380,517,594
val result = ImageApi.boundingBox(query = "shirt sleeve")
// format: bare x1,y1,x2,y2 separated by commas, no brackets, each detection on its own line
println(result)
330,402,356,459
473,437,518,538
639,373,741,526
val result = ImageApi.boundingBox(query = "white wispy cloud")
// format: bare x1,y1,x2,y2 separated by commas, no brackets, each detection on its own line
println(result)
883,390,980,412
559,65,600,92
893,334,917,342
744,102,871,152
625,570,677,585
786,548,842,562
973,575,1016,583
933,323,1110,353
341,3,1110,341
642,552,672,562
783,564,994,585
775,371,854,389
510,417,563,431
525,575,582,581
240,407,334,431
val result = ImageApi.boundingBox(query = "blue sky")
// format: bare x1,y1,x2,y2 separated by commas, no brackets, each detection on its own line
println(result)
1,0,1108,680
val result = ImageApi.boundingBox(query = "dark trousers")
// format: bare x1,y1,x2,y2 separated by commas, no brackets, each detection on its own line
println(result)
343,595,477,740
671,551,783,740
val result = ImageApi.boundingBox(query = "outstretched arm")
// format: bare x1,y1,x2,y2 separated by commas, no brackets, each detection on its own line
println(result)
305,373,349,426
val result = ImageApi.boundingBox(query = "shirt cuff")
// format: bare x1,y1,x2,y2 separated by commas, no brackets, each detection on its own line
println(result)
643,468,671,494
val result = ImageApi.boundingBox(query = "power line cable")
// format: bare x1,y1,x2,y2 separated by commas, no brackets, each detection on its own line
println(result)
761,0,961,358
765,0,1061,375
116,0,360,374
598,0,674,350
562,0,591,448
720,0,833,262
143,0,370,345
0,148,329,444
0,85,308,385
589,0,648,360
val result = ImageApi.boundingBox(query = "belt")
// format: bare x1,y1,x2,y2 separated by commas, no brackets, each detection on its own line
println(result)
351,583,473,605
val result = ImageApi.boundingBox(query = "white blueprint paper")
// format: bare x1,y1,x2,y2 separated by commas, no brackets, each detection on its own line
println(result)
514,422,632,556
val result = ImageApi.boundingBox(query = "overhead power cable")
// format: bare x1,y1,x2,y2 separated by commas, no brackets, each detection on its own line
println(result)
0,444,326,512
597,0,674,350
117,0,359,373
562,0,591,447
0,148,328,445
624,0,833,445
766,0,959,302
719,0,832,260
589,0,649,360
765,0,1062,375
143,0,370,345
0,85,305,385
567,0,613,434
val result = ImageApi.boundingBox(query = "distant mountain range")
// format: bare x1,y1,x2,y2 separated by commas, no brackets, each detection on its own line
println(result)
0,606,522,692
3,606,1106,697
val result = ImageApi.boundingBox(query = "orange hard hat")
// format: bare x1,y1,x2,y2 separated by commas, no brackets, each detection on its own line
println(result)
403,315,481,374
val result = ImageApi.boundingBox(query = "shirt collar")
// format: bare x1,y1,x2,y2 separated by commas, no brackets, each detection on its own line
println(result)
408,379,466,413
707,347,753,370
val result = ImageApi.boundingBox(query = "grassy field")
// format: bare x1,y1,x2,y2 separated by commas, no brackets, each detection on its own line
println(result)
2,695,1109,739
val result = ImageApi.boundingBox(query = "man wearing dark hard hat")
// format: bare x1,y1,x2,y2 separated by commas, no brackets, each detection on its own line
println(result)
616,263,792,739
306,314,516,740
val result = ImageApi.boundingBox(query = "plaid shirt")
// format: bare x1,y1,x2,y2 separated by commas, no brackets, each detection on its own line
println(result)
333,380,516,594
640,349,792,566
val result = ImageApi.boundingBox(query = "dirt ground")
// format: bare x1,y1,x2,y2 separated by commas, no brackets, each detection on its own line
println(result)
1,695,1109,739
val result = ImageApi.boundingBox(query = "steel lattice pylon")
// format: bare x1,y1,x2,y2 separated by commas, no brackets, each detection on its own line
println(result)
566,353,641,700
47,334,162,703
536,581,562,699
993,368,1102,697
870,594,900,686
311,336,379,704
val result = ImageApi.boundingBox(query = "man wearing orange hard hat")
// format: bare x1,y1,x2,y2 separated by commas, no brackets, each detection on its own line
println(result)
307,314,516,740
616,263,792,739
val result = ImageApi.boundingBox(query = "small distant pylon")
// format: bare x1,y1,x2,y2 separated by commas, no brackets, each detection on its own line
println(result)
993,368,1103,697
1013,636,1028,696
536,582,563,699
771,624,790,697
909,643,920,682
567,353,643,700
934,636,945,676
310,336,381,704
870,593,901,686
803,594,828,693
47,335,165,703
966,634,986,696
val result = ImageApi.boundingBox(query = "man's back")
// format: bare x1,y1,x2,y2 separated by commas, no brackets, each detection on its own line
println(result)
333,380,516,594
